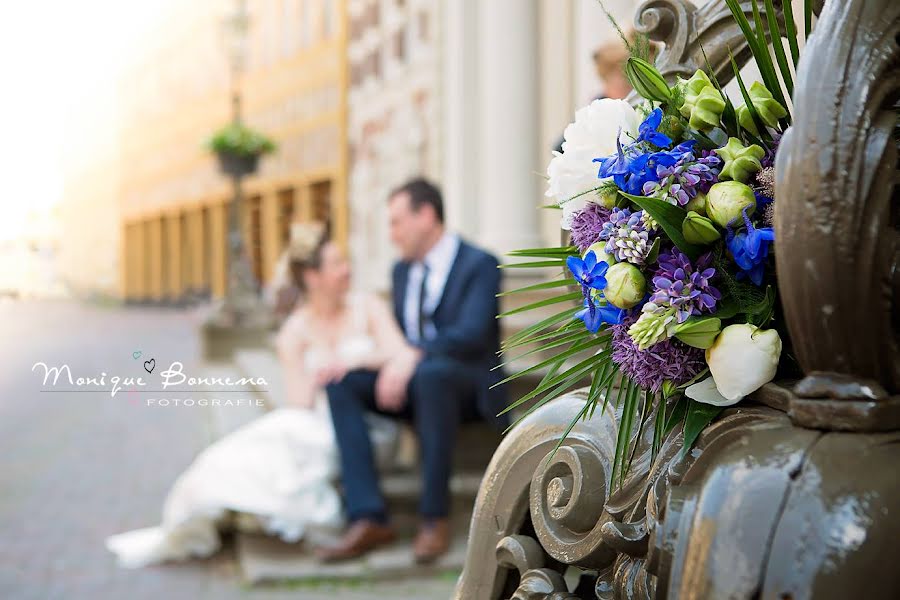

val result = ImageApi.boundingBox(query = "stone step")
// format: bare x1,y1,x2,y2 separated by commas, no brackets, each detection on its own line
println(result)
235,510,471,585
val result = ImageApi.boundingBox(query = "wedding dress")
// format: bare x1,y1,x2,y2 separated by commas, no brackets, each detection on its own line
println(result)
105,309,398,568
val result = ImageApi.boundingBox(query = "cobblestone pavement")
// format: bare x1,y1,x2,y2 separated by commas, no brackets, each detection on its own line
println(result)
0,299,457,600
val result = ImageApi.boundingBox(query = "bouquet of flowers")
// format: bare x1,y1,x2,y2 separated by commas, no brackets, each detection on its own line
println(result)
499,0,808,485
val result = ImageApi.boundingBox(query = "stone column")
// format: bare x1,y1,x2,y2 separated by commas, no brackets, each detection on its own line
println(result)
441,0,480,237
476,0,542,256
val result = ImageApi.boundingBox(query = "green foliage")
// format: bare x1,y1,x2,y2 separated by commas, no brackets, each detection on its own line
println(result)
764,0,794,97
207,122,277,158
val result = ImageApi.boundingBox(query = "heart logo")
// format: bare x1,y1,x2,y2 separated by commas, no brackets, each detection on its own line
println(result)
132,351,142,360
143,359,156,374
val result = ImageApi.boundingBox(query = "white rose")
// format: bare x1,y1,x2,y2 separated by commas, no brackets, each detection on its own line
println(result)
685,324,782,406
546,99,640,229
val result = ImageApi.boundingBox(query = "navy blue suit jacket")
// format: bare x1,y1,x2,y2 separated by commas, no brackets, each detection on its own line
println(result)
392,239,509,430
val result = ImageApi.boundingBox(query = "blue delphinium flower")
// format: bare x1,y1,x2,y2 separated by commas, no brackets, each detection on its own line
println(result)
567,251,623,332
567,250,609,297
635,108,672,148
576,296,626,333
726,207,775,286
594,133,631,179
593,111,682,196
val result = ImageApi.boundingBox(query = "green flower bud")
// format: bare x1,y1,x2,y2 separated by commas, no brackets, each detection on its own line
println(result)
625,57,672,104
628,304,676,350
679,70,725,132
706,181,756,228
689,86,726,132
736,81,788,135
673,316,722,349
682,211,721,245
685,192,707,215
679,71,712,118
585,242,616,267
716,137,765,182
604,262,646,310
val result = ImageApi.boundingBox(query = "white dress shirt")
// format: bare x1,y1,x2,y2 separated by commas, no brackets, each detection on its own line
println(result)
403,232,461,343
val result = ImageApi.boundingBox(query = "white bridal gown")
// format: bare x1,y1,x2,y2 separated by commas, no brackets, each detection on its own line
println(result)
105,323,397,568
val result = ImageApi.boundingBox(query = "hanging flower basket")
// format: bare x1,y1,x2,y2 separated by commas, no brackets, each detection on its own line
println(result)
215,151,260,177
206,122,276,177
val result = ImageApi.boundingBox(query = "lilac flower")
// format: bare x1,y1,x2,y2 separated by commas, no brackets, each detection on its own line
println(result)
611,315,706,393
642,147,722,207
598,208,653,265
569,203,611,253
649,250,721,323
635,108,673,148
726,207,775,286
576,296,625,333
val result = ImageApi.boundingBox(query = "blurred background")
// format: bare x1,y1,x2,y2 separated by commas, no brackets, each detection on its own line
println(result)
0,0,647,303
0,1,653,599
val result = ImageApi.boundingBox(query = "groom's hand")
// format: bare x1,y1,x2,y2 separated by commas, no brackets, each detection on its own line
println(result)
375,347,422,412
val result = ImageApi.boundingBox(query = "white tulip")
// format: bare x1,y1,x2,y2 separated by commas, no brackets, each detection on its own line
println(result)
686,323,781,406
546,99,640,229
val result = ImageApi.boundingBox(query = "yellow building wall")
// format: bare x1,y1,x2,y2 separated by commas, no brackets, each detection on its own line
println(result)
119,0,349,302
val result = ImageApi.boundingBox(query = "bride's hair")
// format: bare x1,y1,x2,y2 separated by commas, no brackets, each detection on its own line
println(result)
287,221,331,293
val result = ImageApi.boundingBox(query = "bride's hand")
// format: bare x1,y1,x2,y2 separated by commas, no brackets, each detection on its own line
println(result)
375,347,422,412
314,362,348,387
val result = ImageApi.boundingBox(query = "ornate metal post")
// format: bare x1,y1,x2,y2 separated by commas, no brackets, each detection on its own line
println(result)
202,0,272,358
456,1,900,598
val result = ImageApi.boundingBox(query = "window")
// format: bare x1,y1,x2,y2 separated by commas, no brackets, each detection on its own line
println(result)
418,10,429,42
394,27,406,62
310,180,332,223
245,195,264,285
278,188,296,247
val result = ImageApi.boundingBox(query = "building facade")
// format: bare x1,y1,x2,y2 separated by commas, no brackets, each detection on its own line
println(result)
116,0,348,303
58,0,642,301
345,0,643,293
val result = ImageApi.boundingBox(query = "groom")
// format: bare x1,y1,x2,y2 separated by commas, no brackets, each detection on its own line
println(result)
318,178,508,563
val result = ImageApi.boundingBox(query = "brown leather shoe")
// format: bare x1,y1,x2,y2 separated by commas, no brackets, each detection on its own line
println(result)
315,520,396,562
413,518,451,564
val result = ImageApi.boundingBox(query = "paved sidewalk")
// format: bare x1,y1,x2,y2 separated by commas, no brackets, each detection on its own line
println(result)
0,299,456,600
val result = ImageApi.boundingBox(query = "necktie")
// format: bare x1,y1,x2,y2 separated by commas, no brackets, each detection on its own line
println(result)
417,263,430,340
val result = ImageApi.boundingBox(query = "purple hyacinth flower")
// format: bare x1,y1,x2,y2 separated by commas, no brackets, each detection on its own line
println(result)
649,249,721,323
611,315,706,393
569,203,611,253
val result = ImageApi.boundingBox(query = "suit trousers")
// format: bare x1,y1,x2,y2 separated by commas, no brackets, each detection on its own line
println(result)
325,357,480,522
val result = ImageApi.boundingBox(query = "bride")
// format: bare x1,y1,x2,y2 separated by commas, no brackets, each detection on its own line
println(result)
106,222,409,568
